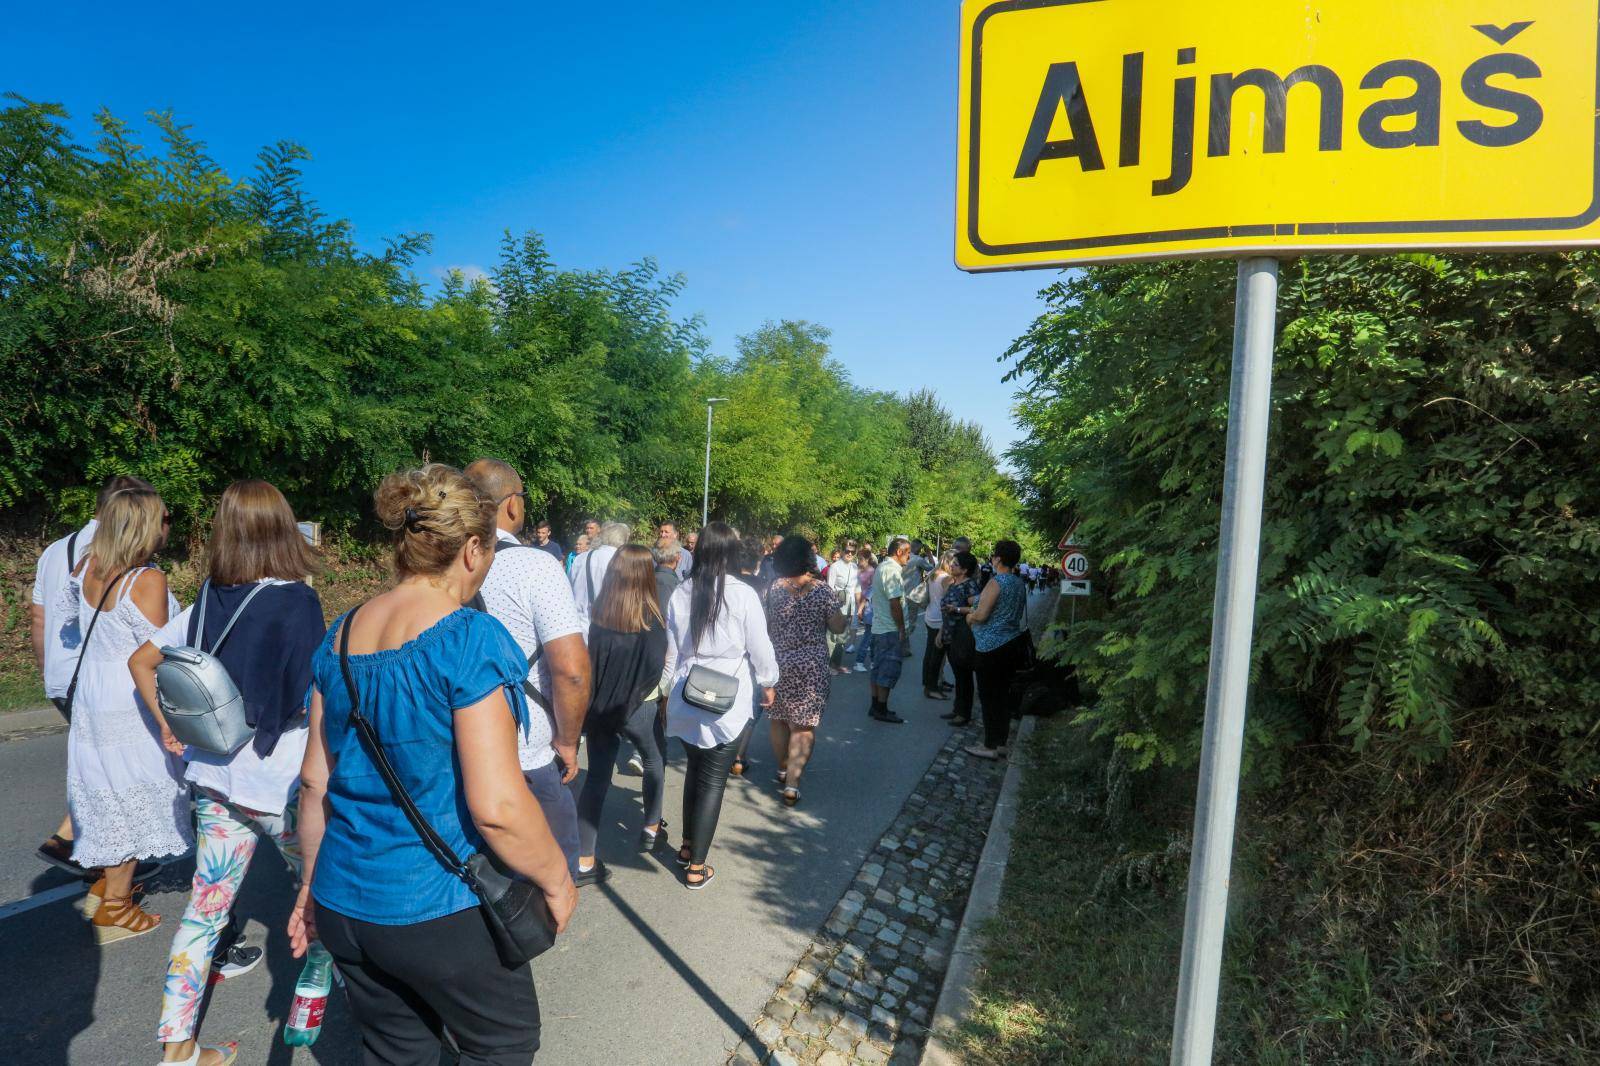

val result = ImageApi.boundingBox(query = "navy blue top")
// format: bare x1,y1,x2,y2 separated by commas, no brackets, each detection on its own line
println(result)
186,581,325,757
309,608,530,925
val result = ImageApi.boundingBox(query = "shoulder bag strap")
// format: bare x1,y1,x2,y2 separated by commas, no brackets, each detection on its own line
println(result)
63,565,132,712
522,643,550,714
337,607,478,888
584,548,596,606
207,581,272,655
66,531,79,572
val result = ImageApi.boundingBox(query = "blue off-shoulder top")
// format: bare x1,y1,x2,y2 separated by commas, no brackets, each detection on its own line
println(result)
309,608,529,925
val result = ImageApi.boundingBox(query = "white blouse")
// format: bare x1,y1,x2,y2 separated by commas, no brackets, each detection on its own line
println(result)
661,578,780,748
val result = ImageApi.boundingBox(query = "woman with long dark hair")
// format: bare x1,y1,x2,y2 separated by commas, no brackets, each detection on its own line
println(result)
660,522,779,889
574,544,670,885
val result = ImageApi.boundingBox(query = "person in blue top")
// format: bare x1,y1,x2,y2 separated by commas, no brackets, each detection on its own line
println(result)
288,464,577,1065
965,539,1031,761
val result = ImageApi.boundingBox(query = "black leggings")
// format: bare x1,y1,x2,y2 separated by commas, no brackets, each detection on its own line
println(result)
315,901,539,1065
974,633,1028,749
948,655,975,720
577,701,667,857
921,626,947,692
680,738,739,864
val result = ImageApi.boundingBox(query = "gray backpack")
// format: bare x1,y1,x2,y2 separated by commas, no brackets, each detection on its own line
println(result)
155,581,270,755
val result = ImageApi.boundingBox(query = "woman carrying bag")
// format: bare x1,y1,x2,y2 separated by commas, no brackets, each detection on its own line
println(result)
660,522,779,890
287,464,576,1064
60,485,190,944
130,480,326,1066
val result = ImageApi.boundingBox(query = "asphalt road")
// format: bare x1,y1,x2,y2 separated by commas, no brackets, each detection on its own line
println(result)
0,639,961,1066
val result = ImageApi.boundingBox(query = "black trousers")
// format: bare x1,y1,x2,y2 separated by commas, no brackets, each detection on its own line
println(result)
577,701,667,857
315,902,540,1066
680,738,739,864
973,633,1027,749
921,626,947,692
947,654,975,721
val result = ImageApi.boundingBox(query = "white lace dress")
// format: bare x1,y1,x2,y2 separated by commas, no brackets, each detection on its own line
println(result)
61,568,193,868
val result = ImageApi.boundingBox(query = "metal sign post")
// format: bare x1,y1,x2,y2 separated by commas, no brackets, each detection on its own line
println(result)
955,4,1600,1061
1169,257,1279,1066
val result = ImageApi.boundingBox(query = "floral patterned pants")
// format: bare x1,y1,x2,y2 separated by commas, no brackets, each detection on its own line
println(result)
157,791,302,1043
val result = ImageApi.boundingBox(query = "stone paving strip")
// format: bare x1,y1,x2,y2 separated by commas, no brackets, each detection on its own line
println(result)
727,722,1010,1066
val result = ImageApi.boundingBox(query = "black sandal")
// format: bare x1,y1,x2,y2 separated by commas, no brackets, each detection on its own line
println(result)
685,864,716,891
676,844,693,868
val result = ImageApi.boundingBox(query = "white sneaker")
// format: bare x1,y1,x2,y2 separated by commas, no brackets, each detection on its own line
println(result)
626,753,645,775
853,663,868,673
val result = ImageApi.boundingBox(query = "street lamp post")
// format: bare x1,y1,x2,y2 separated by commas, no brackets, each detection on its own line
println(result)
702,397,729,528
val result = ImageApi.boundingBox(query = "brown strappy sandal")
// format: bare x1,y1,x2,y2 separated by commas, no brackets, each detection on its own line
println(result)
92,895,162,944
80,875,151,921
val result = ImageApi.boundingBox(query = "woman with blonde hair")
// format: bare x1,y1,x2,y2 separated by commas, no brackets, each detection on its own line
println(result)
573,544,670,884
60,485,189,943
130,480,327,1066
289,463,576,1062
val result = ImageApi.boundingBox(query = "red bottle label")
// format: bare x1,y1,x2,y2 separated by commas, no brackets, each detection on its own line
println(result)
291,995,327,1031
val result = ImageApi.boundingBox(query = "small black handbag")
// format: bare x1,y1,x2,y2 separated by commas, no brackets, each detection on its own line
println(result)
681,663,741,715
337,607,556,968
945,615,978,669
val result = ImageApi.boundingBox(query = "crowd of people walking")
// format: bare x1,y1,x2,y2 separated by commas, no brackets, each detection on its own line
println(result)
27,464,1046,1064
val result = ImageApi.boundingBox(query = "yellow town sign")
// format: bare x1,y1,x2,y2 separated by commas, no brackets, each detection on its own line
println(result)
956,0,1600,269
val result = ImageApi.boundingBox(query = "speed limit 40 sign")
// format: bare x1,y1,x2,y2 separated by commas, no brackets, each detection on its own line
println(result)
1061,550,1090,578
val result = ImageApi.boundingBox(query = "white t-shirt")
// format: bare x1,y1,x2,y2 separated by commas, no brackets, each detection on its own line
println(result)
569,543,618,631
32,519,97,699
479,531,585,770
152,580,307,816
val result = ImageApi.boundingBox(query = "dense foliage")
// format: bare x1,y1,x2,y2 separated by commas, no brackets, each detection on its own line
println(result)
0,96,1024,549
1007,254,1600,785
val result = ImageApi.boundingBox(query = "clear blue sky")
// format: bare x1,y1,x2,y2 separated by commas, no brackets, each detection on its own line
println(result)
8,0,1053,457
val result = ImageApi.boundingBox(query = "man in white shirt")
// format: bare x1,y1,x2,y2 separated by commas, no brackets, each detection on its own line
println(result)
658,521,692,580
30,474,152,873
465,460,592,879
571,521,628,631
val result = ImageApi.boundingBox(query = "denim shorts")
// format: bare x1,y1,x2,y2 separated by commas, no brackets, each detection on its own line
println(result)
870,631,904,688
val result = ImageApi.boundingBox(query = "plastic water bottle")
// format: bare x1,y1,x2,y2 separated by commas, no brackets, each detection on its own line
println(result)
284,943,333,1046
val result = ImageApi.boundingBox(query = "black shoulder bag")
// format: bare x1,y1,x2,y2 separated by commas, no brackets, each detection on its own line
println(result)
337,606,557,968
62,566,133,720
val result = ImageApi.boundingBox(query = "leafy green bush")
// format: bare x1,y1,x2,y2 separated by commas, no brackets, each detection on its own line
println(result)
1007,254,1600,785
0,96,1025,549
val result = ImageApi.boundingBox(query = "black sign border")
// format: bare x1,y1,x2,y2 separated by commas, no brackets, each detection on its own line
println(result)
966,0,1600,258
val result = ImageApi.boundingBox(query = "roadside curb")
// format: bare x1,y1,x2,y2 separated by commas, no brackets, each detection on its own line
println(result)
0,706,66,740
919,715,1036,1066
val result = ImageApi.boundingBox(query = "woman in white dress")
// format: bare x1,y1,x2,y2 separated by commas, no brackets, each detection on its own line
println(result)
62,485,191,943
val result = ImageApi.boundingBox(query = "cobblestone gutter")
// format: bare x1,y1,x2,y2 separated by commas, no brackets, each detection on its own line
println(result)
727,725,1010,1066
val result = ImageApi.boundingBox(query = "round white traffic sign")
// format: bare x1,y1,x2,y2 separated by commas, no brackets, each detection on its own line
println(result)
1061,550,1089,578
